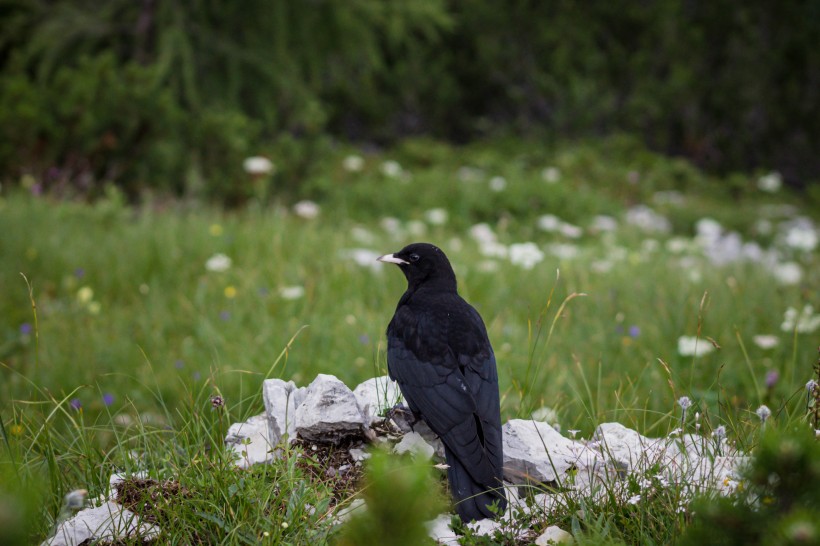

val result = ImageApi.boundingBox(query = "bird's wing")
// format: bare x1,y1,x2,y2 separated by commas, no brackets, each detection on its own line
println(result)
387,304,503,487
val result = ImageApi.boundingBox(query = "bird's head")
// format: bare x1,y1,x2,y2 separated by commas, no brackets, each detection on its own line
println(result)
378,242,457,291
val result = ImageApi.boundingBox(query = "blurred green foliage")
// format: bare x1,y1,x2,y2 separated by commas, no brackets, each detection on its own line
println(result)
335,449,445,546
680,425,820,546
1,0,818,199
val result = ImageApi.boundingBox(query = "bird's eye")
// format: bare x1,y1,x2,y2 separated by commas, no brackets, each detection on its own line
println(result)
409,253,420,262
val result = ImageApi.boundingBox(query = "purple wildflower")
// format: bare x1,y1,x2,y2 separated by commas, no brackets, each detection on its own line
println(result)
70,398,82,411
20,323,32,335
74,268,85,279
629,325,641,338
765,370,779,389
174,359,184,369
219,310,231,321
102,393,114,406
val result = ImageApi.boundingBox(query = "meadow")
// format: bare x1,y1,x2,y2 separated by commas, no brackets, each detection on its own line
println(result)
1,137,818,544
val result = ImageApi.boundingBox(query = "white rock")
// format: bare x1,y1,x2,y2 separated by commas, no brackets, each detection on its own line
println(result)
294,374,366,443
262,378,306,445
394,431,435,460
426,513,460,545
352,375,403,426
333,498,366,524
43,501,160,546
225,413,274,468
592,422,669,471
503,419,608,488
535,525,573,545
467,517,502,536
349,447,371,462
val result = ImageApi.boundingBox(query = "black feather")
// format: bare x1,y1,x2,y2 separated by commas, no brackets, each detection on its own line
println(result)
380,243,507,522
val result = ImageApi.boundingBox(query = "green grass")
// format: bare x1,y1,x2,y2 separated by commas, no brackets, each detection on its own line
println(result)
1,136,819,543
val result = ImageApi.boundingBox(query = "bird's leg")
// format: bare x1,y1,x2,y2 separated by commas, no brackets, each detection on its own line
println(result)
385,403,420,434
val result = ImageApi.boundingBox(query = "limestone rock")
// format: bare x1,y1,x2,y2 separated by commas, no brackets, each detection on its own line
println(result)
394,431,435,460
591,422,669,471
43,501,160,546
262,378,305,444
352,375,403,426
467,517,502,536
535,525,573,545
225,413,274,467
333,498,366,524
426,514,460,546
502,419,608,488
294,374,366,443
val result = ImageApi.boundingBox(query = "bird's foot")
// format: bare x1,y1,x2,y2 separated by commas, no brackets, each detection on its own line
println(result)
384,403,419,434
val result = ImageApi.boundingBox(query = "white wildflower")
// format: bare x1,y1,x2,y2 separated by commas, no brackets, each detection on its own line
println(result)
771,262,803,286
757,171,782,193
541,167,561,184
695,217,723,243
406,220,427,237
537,215,583,238
677,336,715,356
560,223,583,239
548,243,580,261
783,224,818,252
752,335,779,350
781,305,820,333
380,160,403,178
293,200,320,219
279,286,305,300
665,237,693,254
342,154,364,172
678,396,693,410
205,253,232,272
469,223,497,245
478,241,508,259
807,379,818,393
755,405,771,423
509,242,544,269
590,215,618,232
531,406,558,423
625,205,671,233
713,425,726,439
242,156,274,175
537,214,562,232
380,217,403,236
424,208,449,226
340,248,383,271
489,176,507,192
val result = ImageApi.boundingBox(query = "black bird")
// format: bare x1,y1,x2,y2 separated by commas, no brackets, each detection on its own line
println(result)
378,242,507,522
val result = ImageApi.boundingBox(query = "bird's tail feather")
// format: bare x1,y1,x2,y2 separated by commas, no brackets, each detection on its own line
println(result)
445,446,507,522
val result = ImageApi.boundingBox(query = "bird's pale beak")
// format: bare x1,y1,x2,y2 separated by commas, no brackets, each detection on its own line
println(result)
377,253,409,265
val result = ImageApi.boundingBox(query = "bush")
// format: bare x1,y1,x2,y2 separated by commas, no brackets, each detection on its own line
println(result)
1,1,818,200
